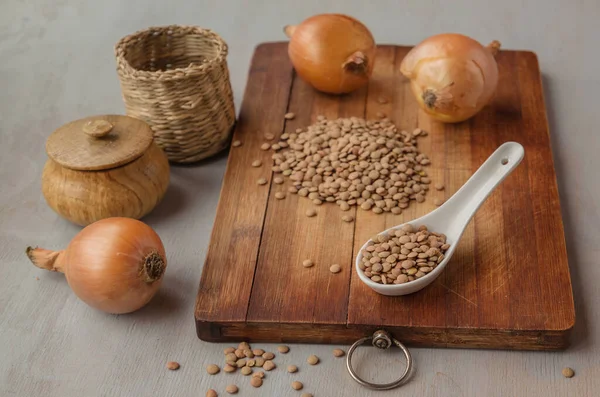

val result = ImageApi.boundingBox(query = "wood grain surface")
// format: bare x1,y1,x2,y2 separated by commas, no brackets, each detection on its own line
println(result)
195,43,575,350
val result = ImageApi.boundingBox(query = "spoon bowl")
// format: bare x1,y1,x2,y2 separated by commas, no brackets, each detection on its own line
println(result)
356,142,525,296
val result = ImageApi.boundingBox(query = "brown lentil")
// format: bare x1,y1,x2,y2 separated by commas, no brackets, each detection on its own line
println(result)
284,112,295,120
342,215,354,222
562,367,575,378
287,365,298,373
329,264,341,274
277,345,290,353
225,385,238,394
435,182,445,190
264,132,275,140
241,366,253,376
250,377,263,387
223,364,236,373
257,178,268,185
275,192,286,200
274,177,284,184
302,259,314,268
333,348,345,357
306,209,317,217
206,364,220,375
252,371,265,379
263,360,276,371
301,394,313,397
232,140,242,147
434,198,445,206
206,389,218,397
292,381,304,390
307,355,319,365
166,361,180,370
224,347,235,354
262,352,275,360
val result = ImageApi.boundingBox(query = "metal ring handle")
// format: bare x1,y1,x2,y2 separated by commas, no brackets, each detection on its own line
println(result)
346,330,413,390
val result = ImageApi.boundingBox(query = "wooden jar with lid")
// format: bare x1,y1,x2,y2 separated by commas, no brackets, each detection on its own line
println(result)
42,115,170,226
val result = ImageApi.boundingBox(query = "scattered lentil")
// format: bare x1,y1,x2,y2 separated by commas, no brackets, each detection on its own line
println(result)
287,365,298,373
251,160,262,167
257,178,268,185
260,143,271,151
166,361,180,370
329,264,341,274
274,177,284,184
206,389,218,397
359,225,451,285
302,259,314,268
301,394,313,397
342,215,354,223
206,364,220,375
236,359,246,368
562,367,575,378
252,348,265,356
378,96,388,104
263,360,276,371
284,112,296,120
262,352,275,360
305,209,317,217
252,371,265,379
225,353,237,362
254,357,265,367
234,349,245,359
333,348,345,357
247,359,256,367
225,385,238,394
244,349,254,358
277,345,290,354
433,198,445,206
232,140,242,147
264,132,275,140
307,355,320,365
224,347,235,354
241,366,253,376
275,192,286,200
434,183,445,191
292,381,304,390
223,364,236,373
250,377,263,388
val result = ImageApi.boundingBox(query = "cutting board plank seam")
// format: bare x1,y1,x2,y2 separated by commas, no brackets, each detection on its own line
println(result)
243,68,297,323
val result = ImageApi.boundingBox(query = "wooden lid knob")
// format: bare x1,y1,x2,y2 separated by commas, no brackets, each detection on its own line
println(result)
83,120,113,138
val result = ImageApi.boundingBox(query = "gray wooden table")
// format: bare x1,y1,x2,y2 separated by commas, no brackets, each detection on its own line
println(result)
1,1,598,396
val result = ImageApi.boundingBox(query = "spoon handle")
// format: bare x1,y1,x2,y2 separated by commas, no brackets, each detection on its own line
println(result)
433,141,525,238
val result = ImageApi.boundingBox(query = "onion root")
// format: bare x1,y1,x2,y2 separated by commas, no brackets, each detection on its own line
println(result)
342,51,368,74
141,251,166,283
26,247,65,273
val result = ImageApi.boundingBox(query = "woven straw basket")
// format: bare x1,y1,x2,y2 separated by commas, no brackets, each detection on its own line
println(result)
115,25,235,163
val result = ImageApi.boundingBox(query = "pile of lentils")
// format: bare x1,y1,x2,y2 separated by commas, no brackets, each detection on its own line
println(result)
272,116,431,214
360,224,450,284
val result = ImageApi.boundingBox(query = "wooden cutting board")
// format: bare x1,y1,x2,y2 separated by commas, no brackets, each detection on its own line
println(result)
195,42,575,350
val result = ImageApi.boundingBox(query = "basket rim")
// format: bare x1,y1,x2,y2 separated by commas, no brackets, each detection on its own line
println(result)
115,25,229,82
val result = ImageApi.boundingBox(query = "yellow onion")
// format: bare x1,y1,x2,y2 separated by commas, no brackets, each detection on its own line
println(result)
26,217,166,314
400,33,501,123
285,14,376,94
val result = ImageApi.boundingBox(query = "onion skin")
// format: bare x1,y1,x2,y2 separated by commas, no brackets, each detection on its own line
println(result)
400,34,501,123
285,14,376,94
26,218,167,314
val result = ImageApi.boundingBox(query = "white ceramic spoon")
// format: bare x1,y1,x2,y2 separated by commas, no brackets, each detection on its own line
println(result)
355,141,525,296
